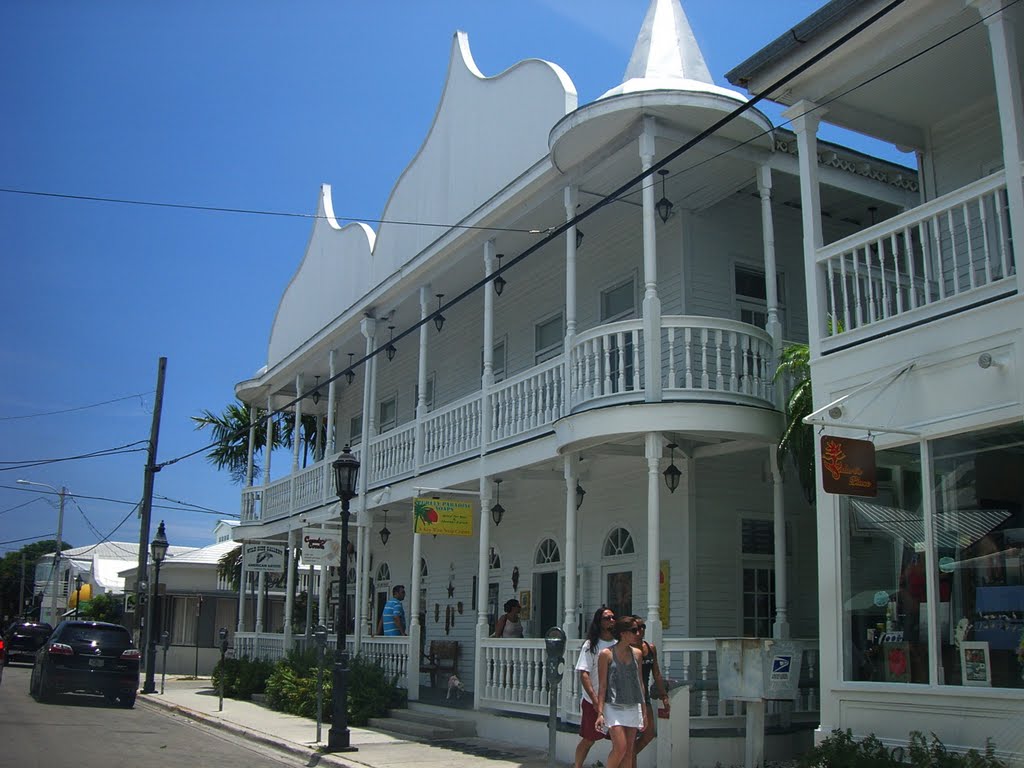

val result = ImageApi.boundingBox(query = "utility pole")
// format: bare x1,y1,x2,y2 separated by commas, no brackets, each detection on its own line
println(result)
135,357,167,649
48,489,65,626
19,553,26,618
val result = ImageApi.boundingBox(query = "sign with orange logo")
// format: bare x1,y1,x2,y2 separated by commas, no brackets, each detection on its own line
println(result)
413,498,474,537
820,436,877,497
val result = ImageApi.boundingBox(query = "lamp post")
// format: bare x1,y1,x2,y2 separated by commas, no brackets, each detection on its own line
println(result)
74,575,83,619
142,520,168,694
16,480,66,626
327,445,360,753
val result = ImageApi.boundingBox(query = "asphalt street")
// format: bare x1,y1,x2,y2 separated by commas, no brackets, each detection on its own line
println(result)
0,664,307,768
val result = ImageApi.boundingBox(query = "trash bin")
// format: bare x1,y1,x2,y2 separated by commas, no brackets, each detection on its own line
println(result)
716,638,803,701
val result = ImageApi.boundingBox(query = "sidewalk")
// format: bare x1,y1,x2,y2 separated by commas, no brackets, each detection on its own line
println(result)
138,676,553,768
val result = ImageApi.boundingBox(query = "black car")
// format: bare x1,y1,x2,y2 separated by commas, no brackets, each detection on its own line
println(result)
30,621,139,707
3,621,52,664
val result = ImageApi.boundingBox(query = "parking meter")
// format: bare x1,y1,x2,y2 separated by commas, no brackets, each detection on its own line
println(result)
313,624,328,743
159,630,170,695
543,627,567,766
218,628,229,712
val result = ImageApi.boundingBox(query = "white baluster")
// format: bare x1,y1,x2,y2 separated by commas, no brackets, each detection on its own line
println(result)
684,328,693,388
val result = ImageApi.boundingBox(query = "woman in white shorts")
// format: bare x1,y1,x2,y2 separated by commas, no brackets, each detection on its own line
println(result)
595,617,645,768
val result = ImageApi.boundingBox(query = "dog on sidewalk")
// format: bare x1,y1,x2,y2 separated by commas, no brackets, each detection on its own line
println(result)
446,673,466,701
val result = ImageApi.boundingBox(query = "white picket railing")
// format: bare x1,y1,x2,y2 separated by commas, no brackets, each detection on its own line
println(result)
241,487,261,522
292,461,326,512
489,358,564,445
662,317,775,406
359,636,411,688
367,422,416,485
818,168,1016,349
262,481,292,521
478,639,549,714
421,395,481,468
569,319,644,407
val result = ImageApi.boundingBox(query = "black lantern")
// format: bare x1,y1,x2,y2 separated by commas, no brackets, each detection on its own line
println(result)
385,326,397,362
312,376,321,406
575,228,584,249
74,574,83,620
663,442,681,494
493,254,506,296
434,294,446,332
379,509,391,546
490,478,505,526
142,520,169,694
345,353,355,385
656,169,674,224
575,481,586,510
328,445,360,753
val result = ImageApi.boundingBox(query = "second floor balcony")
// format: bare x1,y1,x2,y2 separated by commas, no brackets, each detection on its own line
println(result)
241,313,775,524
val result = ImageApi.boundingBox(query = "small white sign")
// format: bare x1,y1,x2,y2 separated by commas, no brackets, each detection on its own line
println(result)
244,543,286,573
301,528,342,566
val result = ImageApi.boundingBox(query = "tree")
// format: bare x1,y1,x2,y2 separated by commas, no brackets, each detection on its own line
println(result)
217,545,243,592
192,399,290,484
78,592,123,624
0,540,73,620
774,341,816,504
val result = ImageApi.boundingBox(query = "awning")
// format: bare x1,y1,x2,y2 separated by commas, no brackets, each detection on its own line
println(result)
849,500,1010,550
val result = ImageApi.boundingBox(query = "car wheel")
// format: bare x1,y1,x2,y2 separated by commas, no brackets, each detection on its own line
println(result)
119,693,136,709
38,668,55,703
29,669,38,699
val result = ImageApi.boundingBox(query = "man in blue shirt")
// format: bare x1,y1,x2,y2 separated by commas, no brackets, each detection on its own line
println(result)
379,584,407,636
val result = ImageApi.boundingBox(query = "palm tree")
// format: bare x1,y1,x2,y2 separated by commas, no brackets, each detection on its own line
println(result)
774,341,816,504
217,545,243,591
192,399,292,484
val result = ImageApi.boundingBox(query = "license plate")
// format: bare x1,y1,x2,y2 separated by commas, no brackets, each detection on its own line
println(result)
89,658,104,668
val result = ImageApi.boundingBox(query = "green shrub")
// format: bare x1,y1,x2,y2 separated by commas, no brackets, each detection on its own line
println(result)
798,729,1006,768
211,656,274,700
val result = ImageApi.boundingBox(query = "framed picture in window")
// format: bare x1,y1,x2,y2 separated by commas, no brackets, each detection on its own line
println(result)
882,641,911,683
960,641,992,687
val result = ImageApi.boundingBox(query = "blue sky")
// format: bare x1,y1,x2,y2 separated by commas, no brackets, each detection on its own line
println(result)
0,0,910,553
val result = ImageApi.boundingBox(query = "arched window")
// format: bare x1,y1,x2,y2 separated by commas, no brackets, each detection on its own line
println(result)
535,538,561,565
603,527,635,557
376,563,391,582
420,558,428,579
489,548,502,570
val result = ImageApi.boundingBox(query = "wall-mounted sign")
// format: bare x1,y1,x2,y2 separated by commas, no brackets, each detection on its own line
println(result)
301,528,341,566
820,435,877,497
244,543,286,573
413,497,474,537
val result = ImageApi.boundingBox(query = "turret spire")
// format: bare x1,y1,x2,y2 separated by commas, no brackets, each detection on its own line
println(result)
622,0,712,85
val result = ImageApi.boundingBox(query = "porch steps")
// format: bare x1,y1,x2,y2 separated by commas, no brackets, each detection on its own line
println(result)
368,708,477,740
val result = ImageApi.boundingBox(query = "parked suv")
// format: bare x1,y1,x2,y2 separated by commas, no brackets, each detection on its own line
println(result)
3,621,52,664
30,621,139,707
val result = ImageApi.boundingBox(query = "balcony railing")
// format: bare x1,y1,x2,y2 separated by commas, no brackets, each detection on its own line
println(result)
818,168,1017,350
240,317,775,524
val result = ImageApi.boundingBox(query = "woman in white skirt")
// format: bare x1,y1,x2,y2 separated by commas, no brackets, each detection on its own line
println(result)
595,617,646,768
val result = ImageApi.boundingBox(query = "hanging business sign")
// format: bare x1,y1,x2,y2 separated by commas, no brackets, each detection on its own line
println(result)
413,497,474,537
244,542,286,573
820,435,877,497
301,528,342,566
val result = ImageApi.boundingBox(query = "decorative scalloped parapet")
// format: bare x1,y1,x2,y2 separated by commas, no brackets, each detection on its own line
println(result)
266,32,577,369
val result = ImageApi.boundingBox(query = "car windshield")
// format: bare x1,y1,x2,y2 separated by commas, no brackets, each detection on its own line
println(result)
64,627,132,645
18,626,52,637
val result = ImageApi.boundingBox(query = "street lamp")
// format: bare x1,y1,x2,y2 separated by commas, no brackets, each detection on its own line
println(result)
74,575,83,620
328,445,360,753
16,479,66,626
142,520,168,694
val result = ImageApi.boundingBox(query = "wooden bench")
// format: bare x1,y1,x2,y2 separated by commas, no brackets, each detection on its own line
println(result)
420,640,459,688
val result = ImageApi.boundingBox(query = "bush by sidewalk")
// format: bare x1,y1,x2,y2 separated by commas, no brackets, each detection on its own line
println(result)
796,729,1006,767
212,656,275,700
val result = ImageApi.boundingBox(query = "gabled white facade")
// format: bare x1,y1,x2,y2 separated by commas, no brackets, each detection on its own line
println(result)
230,1,918,763
729,0,1023,762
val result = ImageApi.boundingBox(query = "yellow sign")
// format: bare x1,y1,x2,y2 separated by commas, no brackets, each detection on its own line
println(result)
413,497,474,537
659,560,670,629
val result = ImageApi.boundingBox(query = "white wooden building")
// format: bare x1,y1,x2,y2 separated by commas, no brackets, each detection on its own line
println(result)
728,0,1023,762
230,0,917,763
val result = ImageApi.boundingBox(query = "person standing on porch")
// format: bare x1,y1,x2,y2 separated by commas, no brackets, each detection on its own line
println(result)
595,617,645,768
493,598,524,638
379,584,406,636
573,607,616,768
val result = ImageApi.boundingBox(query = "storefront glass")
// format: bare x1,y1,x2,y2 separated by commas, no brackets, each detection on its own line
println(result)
839,423,1024,688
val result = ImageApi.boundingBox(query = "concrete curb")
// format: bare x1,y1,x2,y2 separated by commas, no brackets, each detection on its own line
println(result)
137,694,361,768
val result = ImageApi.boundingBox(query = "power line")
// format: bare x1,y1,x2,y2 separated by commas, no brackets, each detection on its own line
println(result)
0,187,545,236
0,484,238,518
0,391,153,422
0,440,149,472
59,503,140,558
0,533,57,546
0,497,44,517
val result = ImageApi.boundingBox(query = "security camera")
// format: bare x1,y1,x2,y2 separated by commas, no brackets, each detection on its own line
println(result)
828,405,844,420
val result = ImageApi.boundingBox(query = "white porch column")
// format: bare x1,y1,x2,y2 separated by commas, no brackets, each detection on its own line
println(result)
305,560,314,640
975,0,1024,295
354,523,367,651
326,350,337,456
640,119,663,402
360,317,378,447
237,543,247,633
264,394,274,483
284,527,297,649
783,101,827,357
317,524,329,631
769,445,790,639
644,434,663,648
562,456,579,718
481,240,496,450
255,570,266,634
408,525,423,702
474,472,493,708
415,286,430,473
245,410,257,486
564,186,579,411
293,374,303,472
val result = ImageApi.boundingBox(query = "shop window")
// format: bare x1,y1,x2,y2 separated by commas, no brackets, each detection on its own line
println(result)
742,567,775,637
481,339,506,382
349,413,362,446
735,264,785,332
414,374,435,411
600,277,636,322
378,395,397,433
